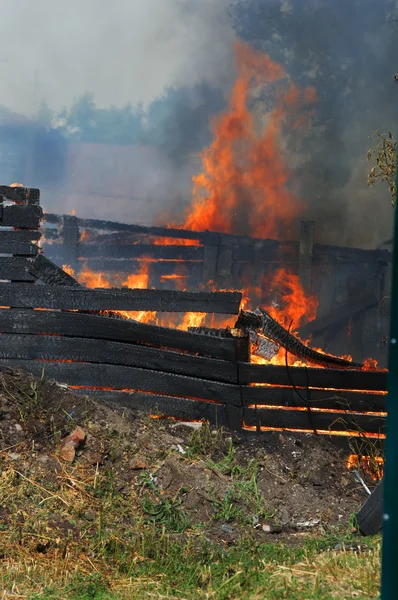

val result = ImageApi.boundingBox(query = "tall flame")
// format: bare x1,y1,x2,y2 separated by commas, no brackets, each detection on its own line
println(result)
180,41,316,239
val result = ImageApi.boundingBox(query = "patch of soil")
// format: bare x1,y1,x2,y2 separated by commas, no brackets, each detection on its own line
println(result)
0,368,375,547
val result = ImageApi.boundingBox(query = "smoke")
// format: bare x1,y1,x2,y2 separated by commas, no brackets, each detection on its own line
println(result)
232,0,398,247
0,0,396,248
0,0,234,113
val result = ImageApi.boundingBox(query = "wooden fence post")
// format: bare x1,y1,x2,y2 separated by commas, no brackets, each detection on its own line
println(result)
62,215,80,274
299,221,315,293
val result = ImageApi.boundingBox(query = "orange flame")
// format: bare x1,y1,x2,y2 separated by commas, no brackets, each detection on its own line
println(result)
179,41,316,238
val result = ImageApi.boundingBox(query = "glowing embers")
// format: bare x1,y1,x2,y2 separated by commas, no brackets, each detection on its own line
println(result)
242,422,385,439
346,454,384,481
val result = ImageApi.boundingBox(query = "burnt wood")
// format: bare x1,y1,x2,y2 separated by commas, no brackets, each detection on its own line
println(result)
0,283,242,313
74,389,228,426
299,221,314,292
0,186,40,205
0,257,36,281
27,255,81,286
242,386,386,413
74,244,204,261
0,236,39,255
0,333,238,383
238,363,387,391
0,204,42,228
299,294,379,338
0,359,241,405
0,309,238,360
243,407,385,434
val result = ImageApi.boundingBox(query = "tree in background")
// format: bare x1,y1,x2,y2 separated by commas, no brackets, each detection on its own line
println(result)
367,131,396,207
42,83,225,166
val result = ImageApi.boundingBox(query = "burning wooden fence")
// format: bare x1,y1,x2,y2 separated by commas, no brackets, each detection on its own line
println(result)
41,214,392,366
0,188,388,441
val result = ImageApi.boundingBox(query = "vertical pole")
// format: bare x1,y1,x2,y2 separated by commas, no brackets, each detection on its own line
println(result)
381,162,398,599
62,215,79,275
299,221,315,293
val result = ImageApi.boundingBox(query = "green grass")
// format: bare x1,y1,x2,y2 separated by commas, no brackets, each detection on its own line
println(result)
1,532,381,599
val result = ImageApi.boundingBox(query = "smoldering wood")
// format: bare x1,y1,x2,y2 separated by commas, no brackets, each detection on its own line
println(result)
0,204,42,228
73,388,228,426
0,283,242,313
238,363,387,391
298,294,379,338
0,333,238,383
243,407,385,434
242,386,386,413
27,255,81,286
0,257,36,281
0,359,242,405
202,245,218,282
236,308,363,369
0,309,238,361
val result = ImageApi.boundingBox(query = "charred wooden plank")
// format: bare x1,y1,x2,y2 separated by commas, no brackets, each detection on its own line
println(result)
0,230,40,255
238,363,387,391
0,334,238,383
76,244,204,261
299,221,314,293
0,258,36,281
0,359,241,405
236,308,362,369
26,255,81,286
0,186,40,205
242,386,386,413
243,407,385,434
0,204,42,228
0,284,242,313
73,389,228,426
0,309,238,360
298,294,378,338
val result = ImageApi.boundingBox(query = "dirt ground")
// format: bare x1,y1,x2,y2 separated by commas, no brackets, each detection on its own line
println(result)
0,368,375,549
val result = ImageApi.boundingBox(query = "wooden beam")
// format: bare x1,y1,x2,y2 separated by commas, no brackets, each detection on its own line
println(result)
27,255,81,286
0,359,242,405
0,204,42,228
299,221,314,293
299,294,378,338
243,407,385,434
242,385,386,412
0,283,242,313
74,388,228,426
0,309,239,360
0,186,40,205
0,230,40,255
0,258,36,281
0,333,238,383
72,244,204,261
238,363,387,391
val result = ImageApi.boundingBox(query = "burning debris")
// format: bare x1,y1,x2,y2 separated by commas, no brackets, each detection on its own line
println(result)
236,307,363,369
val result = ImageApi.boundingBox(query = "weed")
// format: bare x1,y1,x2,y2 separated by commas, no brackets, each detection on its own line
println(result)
141,496,189,532
187,422,225,457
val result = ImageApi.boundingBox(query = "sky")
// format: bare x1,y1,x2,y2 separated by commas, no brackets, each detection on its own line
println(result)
0,0,235,114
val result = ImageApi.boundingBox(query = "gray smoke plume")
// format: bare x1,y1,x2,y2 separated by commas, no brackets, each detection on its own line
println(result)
0,0,234,113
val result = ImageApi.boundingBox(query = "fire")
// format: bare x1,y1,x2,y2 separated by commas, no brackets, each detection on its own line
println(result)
346,454,384,481
80,229,90,242
63,264,75,277
122,264,150,289
152,237,200,246
179,41,316,238
78,263,111,288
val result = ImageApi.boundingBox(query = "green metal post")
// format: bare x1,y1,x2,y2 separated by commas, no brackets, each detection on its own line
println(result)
381,162,398,599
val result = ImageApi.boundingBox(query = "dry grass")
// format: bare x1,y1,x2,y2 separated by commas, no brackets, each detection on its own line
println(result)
0,458,381,599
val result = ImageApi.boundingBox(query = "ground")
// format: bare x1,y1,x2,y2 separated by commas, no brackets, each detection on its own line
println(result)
0,369,381,599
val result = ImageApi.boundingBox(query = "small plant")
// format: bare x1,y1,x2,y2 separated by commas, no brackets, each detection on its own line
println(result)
141,496,188,532
367,130,396,206
187,422,225,457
